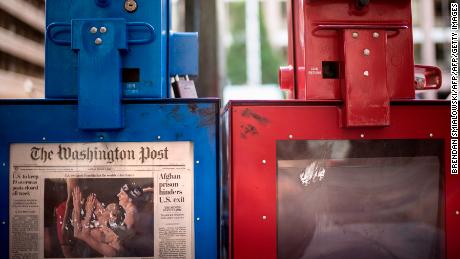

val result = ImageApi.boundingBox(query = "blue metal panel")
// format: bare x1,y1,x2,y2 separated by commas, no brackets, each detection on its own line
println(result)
45,0,170,98
169,32,199,76
0,99,220,258
71,19,127,129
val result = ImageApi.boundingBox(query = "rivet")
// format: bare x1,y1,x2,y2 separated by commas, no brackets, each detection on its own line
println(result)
288,134,293,139
262,160,267,164
2,163,5,167
95,38,102,45
262,216,267,220
100,27,107,33
456,211,459,215
364,49,370,56
42,137,46,141
373,32,380,38
196,160,200,164
99,136,104,140
360,134,365,138
1,221,5,225
429,133,434,138
90,27,97,34
363,71,369,77
352,32,359,38
196,217,200,221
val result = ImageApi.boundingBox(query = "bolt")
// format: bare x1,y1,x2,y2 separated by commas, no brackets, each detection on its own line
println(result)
373,32,380,38
363,71,369,77
90,27,98,34
262,216,267,220
100,27,107,33
196,160,200,164
262,160,267,164
360,134,365,138
95,38,102,45
364,49,370,56
288,134,293,139
352,32,359,38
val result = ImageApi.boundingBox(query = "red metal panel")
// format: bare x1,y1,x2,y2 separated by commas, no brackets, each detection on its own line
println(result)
293,0,306,99
228,101,457,259
342,29,390,127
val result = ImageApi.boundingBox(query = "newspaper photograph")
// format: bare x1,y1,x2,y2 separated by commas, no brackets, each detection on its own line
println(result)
9,142,195,259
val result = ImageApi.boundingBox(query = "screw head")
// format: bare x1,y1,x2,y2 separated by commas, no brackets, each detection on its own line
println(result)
90,27,97,34
373,32,380,38
1,221,5,225
42,137,46,141
456,211,459,215
196,217,200,221
262,160,267,164
352,32,359,38
429,133,434,138
363,71,369,77
124,0,138,12
99,136,104,140
364,49,370,56
2,163,5,167
95,38,102,45
196,160,200,164
100,26,107,33
157,136,161,140
288,134,293,139
360,134,365,138
262,216,267,220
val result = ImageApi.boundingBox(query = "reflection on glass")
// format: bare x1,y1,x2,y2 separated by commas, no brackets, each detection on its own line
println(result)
277,140,444,259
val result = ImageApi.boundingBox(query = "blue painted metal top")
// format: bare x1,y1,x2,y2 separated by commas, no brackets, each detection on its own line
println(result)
45,0,198,99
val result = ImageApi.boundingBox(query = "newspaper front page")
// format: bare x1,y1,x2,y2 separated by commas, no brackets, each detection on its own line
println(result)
9,142,194,259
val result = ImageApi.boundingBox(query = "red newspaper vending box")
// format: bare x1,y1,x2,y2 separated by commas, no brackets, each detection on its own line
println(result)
222,1,456,258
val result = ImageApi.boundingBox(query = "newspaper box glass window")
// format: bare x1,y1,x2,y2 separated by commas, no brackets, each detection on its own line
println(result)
9,142,195,258
277,140,445,259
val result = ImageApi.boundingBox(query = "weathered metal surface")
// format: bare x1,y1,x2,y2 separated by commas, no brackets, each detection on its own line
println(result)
223,100,456,259
0,99,220,259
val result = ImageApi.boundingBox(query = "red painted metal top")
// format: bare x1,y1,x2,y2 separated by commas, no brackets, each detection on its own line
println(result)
279,0,442,127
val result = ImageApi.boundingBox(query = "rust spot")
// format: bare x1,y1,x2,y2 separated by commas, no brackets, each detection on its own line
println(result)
188,103,217,127
169,105,181,121
241,108,269,125
188,103,199,113
240,124,258,139
197,107,216,127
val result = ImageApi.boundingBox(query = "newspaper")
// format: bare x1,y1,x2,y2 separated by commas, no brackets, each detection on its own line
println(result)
9,142,195,259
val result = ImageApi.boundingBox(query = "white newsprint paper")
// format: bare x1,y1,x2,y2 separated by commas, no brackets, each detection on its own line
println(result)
9,142,194,259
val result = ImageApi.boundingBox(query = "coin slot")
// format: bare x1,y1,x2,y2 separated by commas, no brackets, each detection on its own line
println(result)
122,68,140,82
322,61,340,79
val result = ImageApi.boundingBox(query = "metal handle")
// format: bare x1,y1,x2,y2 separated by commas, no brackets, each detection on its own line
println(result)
414,65,443,90
313,23,408,33
127,22,155,45
47,21,155,46
47,22,71,46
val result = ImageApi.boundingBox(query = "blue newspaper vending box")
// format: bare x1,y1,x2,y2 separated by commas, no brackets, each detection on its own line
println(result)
0,1,219,258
